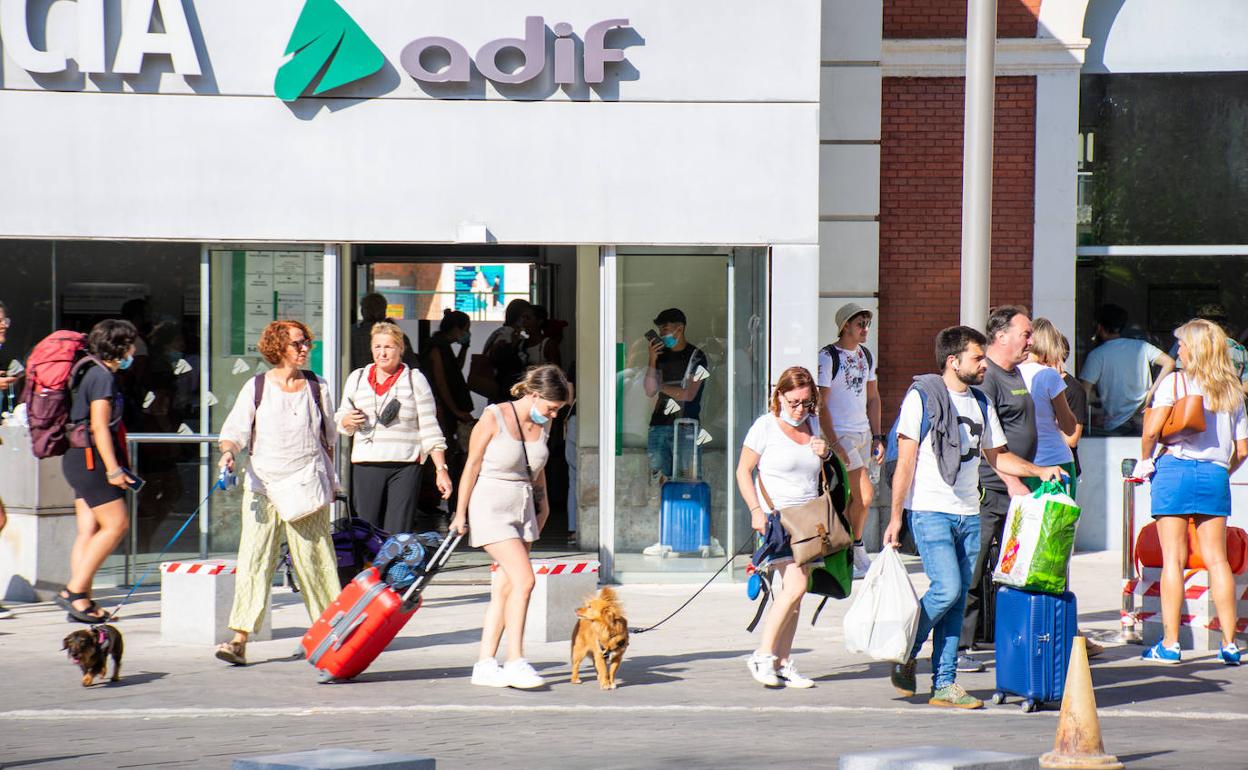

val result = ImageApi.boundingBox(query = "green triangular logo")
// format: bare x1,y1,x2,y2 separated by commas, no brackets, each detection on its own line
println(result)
275,0,385,102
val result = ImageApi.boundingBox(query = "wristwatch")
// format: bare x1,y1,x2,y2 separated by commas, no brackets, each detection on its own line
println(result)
872,434,886,443
437,464,450,472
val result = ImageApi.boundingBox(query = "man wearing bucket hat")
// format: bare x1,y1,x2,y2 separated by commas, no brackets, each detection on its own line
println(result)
817,302,883,579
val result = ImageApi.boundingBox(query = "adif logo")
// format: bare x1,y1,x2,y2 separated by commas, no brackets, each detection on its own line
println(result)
275,0,384,102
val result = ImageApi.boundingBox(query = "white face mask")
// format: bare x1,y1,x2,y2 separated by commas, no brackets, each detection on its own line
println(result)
779,405,805,427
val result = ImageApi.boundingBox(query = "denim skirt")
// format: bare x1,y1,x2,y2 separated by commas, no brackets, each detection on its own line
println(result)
1150,454,1232,517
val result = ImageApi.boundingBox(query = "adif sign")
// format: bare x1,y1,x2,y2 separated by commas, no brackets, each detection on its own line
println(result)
0,0,202,75
401,16,629,85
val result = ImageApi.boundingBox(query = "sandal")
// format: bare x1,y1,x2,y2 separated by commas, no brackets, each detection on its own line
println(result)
214,640,247,666
56,589,109,624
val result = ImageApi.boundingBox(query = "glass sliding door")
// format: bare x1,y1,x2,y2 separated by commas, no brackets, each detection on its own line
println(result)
607,247,767,580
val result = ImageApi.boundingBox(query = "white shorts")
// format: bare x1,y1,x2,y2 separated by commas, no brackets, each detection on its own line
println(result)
836,430,873,472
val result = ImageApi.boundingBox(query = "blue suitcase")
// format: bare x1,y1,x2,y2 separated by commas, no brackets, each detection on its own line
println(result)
660,480,711,553
992,586,1078,712
659,418,711,553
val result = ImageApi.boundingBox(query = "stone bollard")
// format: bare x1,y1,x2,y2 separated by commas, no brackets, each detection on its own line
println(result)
491,559,600,643
160,560,270,645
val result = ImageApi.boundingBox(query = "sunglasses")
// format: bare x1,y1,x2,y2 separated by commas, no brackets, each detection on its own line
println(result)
781,395,817,410
288,340,312,351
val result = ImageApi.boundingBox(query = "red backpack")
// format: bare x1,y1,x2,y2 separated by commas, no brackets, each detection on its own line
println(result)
22,331,101,459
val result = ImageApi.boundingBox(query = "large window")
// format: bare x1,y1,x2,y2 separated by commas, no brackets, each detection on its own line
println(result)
1076,74,1248,431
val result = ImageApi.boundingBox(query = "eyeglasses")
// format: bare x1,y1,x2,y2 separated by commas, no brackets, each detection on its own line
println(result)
781,395,817,411
288,340,312,351
0,317,10,327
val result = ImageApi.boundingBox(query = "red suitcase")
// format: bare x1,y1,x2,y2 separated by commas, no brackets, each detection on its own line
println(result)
300,533,460,682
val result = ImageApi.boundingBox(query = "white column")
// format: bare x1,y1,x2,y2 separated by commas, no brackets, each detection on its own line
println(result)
322,244,342,397
960,0,997,327
769,244,820,384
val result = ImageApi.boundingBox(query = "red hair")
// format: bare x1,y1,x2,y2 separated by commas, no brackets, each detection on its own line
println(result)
769,366,819,416
258,320,313,365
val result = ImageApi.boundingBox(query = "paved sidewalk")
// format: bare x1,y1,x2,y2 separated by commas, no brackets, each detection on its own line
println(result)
0,552,1244,769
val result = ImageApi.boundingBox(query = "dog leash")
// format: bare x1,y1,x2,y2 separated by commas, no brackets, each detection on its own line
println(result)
103,469,237,622
628,537,754,635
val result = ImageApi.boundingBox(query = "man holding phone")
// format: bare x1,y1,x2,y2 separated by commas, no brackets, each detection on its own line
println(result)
643,308,708,484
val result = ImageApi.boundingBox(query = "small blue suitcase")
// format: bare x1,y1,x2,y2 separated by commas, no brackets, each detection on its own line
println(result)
659,418,711,553
992,586,1078,712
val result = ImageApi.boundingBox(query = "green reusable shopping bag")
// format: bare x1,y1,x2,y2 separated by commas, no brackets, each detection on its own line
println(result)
993,480,1081,595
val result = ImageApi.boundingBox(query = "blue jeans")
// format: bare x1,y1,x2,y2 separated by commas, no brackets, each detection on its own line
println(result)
647,424,699,478
908,510,980,690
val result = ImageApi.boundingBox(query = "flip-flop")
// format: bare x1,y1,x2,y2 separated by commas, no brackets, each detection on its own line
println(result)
214,641,247,666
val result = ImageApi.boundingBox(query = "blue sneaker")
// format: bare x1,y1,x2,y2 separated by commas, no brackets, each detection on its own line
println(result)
1141,640,1181,664
1218,643,1242,666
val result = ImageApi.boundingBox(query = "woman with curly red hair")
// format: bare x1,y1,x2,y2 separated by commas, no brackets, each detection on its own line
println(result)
213,320,340,666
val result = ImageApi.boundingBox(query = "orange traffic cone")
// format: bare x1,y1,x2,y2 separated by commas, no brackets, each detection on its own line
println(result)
1039,636,1123,769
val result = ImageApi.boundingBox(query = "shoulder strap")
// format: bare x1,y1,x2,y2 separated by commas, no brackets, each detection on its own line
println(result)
821,344,840,381
915,387,932,443
970,386,990,423
406,366,419,430
302,370,330,455
507,401,534,482
248,373,265,453
862,345,873,370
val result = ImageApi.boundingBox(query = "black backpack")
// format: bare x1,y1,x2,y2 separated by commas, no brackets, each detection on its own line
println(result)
820,343,873,383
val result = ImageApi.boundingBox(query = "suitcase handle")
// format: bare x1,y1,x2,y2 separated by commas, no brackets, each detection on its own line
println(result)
329,612,369,651
400,532,462,606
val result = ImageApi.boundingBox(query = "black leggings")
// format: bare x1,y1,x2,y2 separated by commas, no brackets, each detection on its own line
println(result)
352,462,420,535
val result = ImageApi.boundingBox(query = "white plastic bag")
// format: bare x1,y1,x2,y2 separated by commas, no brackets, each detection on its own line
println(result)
843,546,920,663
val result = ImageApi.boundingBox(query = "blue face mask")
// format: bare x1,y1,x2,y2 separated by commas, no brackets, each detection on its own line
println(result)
529,405,550,426
118,355,134,371
780,411,804,427
661,334,678,349
460,331,472,346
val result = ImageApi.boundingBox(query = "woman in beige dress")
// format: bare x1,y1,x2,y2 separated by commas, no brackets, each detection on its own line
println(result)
450,364,570,689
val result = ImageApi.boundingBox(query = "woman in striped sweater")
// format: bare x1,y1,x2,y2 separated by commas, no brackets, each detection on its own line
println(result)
336,322,452,533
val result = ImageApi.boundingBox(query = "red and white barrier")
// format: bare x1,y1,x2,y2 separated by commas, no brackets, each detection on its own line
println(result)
491,559,601,644
1126,567,1248,651
160,559,270,645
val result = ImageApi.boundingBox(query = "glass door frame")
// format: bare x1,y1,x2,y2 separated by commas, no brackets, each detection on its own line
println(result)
597,245,762,583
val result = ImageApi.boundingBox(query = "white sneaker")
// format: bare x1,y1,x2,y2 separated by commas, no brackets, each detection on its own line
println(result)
777,658,815,689
642,542,672,557
746,652,781,687
852,543,871,579
709,537,725,557
470,658,507,687
0,605,14,620
502,658,545,689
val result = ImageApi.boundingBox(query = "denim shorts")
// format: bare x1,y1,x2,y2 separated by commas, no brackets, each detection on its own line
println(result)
1151,454,1232,517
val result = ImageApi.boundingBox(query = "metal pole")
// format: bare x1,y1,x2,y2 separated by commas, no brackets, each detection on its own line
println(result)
599,246,617,582
1119,458,1143,644
126,441,139,586
959,0,997,328
199,246,211,558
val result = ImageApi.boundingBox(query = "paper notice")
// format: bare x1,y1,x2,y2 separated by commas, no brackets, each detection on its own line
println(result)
231,358,251,375
696,429,713,446
176,423,194,435
6,359,23,375
142,392,156,409
173,358,193,376
663,399,682,416
205,391,219,407
692,365,710,383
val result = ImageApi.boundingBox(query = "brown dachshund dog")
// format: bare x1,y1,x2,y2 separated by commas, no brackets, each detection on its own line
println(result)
570,587,629,690
62,625,123,687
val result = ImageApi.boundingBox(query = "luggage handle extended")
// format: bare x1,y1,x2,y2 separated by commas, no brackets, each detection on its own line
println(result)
399,532,462,609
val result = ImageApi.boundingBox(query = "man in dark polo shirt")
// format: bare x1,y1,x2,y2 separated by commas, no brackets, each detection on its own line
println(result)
958,305,1036,672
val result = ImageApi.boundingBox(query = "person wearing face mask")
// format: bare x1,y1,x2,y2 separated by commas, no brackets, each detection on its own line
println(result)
736,366,831,688
643,308,708,485
451,364,570,689
336,322,452,534
56,319,139,623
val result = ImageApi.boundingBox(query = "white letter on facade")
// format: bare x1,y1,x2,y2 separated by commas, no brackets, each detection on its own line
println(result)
114,0,202,76
77,0,106,74
0,0,67,73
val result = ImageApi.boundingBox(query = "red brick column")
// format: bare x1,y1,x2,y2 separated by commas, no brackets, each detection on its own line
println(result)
884,0,1042,39
877,76,1037,419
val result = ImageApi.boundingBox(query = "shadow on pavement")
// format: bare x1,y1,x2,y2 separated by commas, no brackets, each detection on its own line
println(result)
3,753,108,767
1091,664,1233,707
106,671,169,687
385,627,483,650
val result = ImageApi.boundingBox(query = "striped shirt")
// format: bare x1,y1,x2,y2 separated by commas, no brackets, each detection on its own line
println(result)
334,365,447,464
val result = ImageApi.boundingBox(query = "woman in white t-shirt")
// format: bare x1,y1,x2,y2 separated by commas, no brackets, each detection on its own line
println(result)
1018,319,1080,494
735,366,831,689
1138,319,1248,666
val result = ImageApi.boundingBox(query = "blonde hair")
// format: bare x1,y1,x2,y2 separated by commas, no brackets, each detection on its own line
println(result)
510,363,571,402
1030,318,1064,366
769,366,819,417
1175,319,1242,413
370,321,406,351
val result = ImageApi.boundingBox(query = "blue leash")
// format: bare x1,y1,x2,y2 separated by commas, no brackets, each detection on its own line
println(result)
104,469,237,622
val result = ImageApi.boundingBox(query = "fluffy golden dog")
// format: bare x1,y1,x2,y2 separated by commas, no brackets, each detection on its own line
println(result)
570,587,629,690
62,625,123,687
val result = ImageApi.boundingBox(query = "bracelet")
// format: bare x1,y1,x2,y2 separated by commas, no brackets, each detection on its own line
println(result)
106,468,125,479
437,464,450,472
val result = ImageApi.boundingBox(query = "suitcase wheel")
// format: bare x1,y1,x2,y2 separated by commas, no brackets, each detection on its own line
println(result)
990,691,1006,706
1020,699,1038,713
317,671,338,684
